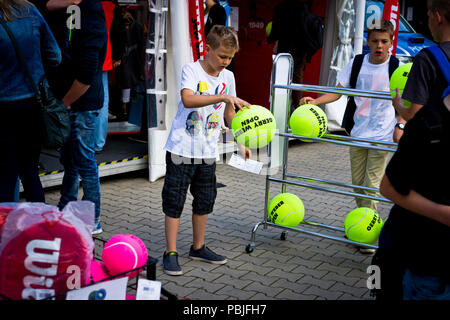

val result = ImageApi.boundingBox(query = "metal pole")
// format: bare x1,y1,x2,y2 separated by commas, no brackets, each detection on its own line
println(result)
268,176,391,203
273,83,393,100
277,132,397,152
323,133,398,147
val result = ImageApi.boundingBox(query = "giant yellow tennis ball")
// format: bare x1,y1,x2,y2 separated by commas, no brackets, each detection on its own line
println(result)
265,21,272,37
267,193,304,227
232,105,276,149
390,63,412,108
344,207,383,244
290,104,327,142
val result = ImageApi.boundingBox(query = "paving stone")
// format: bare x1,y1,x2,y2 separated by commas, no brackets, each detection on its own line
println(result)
243,281,284,297
215,286,258,300
302,286,343,300
275,288,316,300
214,274,254,290
185,278,226,294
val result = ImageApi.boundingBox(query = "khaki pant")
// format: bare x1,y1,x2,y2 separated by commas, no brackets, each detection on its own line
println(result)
349,147,389,211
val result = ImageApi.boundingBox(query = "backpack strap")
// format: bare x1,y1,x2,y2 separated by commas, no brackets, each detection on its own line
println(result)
388,55,400,79
349,54,365,89
341,54,365,133
425,46,450,99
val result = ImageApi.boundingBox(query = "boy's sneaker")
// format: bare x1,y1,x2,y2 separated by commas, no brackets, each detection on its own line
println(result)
163,251,183,276
343,235,376,254
189,245,228,265
92,222,103,235
358,247,376,254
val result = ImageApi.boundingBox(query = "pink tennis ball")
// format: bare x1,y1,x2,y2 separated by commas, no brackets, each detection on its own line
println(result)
102,234,147,278
126,234,148,266
89,260,110,283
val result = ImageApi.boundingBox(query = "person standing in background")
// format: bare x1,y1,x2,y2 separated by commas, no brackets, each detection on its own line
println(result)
46,0,107,235
0,0,61,202
267,0,310,109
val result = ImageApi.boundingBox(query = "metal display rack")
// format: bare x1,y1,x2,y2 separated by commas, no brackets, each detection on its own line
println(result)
245,53,398,253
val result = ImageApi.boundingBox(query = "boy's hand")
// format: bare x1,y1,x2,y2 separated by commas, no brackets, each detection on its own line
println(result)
238,144,252,160
392,88,404,109
299,97,316,106
223,95,250,111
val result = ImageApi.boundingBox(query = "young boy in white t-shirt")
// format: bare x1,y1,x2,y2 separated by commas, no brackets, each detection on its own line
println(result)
162,25,251,275
300,20,405,215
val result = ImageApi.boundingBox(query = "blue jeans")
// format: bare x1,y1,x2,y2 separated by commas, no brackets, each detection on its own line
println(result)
94,71,109,151
59,110,101,224
0,98,45,202
403,269,450,300
14,178,20,202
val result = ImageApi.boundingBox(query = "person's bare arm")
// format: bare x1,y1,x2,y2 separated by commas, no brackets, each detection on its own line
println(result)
224,102,251,160
299,84,344,106
181,89,249,111
62,80,90,109
393,116,407,143
392,88,423,121
380,174,450,227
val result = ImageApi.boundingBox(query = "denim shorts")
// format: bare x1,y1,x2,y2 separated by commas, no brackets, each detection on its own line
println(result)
162,152,217,218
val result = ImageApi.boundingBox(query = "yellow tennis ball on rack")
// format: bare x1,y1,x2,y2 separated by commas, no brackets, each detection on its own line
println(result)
390,63,412,108
231,105,276,149
267,193,304,227
290,104,327,142
344,207,383,244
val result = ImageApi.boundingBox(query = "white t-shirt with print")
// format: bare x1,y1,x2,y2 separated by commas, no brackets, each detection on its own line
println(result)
164,60,236,158
337,54,397,142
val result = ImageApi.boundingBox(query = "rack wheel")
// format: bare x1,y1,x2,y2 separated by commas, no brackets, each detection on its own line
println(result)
245,244,254,253
280,231,288,241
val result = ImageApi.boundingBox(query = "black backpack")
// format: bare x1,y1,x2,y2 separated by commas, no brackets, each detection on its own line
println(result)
341,54,399,133
299,4,324,62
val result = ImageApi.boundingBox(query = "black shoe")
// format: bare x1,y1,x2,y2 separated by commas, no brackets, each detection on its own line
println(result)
163,251,183,276
188,245,228,265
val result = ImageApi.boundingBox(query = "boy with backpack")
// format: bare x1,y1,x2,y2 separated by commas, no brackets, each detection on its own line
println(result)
300,19,405,219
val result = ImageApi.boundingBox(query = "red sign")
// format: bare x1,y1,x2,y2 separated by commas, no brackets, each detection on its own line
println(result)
188,0,205,61
382,0,400,56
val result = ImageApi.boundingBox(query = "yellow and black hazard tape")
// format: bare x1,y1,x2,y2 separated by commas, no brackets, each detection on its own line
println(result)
38,154,149,177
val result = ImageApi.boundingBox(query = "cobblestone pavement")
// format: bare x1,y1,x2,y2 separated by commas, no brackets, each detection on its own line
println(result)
45,140,394,300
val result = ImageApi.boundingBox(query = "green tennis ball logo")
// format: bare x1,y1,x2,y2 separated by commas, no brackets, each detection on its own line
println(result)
390,63,413,108
268,193,305,227
232,105,276,149
290,104,328,142
344,207,383,244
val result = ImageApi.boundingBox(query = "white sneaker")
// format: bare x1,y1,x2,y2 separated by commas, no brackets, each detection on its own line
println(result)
92,222,103,235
